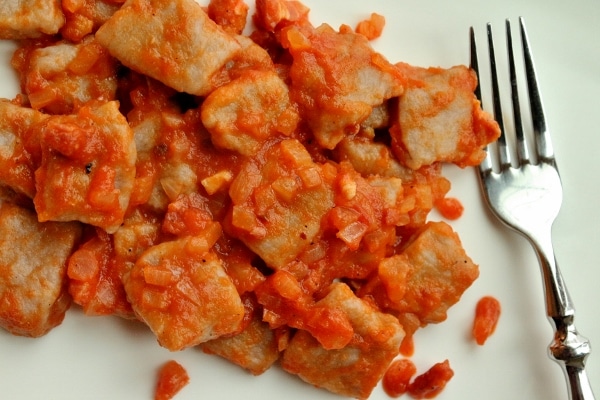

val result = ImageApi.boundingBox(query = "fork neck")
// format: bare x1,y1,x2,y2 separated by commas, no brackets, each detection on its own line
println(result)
529,228,594,398
526,225,574,319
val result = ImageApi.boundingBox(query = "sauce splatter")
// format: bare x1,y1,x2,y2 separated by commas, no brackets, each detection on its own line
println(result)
472,296,501,345
407,360,454,399
383,358,417,397
155,360,189,400
435,197,464,220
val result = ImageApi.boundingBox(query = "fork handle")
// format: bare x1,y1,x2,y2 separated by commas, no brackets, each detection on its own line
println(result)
533,234,595,400
550,314,595,400
566,363,595,400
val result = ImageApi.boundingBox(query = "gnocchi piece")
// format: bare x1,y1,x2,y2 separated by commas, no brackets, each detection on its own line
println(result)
207,0,249,35
33,101,136,233
127,79,243,212
335,137,454,228
373,221,479,344
391,63,500,169
0,0,64,39
124,234,245,351
12,36,118,114
96,0,241,96
201,69,299,156
284,23,404,149
201,297,280,375
209,34,275,87
334,135,411,179
282,282,404,400
0,101,49,198
227,139,335,269
0,201,81,337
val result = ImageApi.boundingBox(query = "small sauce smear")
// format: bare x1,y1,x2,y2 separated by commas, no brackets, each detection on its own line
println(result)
472,296,501,345
435,197,464,220
383,358,417,397
155,360,190,400
407,360,454,399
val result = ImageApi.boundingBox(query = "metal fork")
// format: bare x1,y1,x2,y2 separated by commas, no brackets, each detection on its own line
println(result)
470,18,595,400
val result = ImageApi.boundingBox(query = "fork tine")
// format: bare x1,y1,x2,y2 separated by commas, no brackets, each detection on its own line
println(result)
469,27,493,174
519,17,555,163
469,27,482,103
487,23,511,169
506,19,530,163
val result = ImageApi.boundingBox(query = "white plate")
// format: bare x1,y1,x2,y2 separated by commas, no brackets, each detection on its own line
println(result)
1,1,599,399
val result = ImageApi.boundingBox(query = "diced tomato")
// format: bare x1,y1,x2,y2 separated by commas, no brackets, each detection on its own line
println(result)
207,0,249,35
303,305,354,350
215,241,265,294
162,193,214,236
355,13,386,40
254,0,310,32
67,41,104,75
27,87,59,110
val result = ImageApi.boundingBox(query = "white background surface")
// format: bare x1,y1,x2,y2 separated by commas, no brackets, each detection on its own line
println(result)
1,0,599,399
